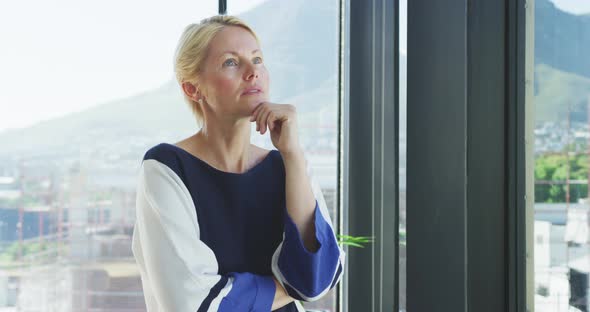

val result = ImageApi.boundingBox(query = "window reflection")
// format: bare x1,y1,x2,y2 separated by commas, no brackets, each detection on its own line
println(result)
399,0,407,311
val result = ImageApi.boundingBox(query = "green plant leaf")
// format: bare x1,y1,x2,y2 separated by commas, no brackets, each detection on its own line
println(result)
339,241,365,248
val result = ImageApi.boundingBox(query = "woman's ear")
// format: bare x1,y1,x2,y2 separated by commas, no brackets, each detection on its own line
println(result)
181,81,200,101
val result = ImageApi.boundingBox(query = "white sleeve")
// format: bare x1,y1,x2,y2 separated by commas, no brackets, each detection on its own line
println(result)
131,159,276,312
271,154,346,302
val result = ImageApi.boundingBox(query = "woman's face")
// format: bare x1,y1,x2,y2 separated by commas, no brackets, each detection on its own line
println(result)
196,26,269,121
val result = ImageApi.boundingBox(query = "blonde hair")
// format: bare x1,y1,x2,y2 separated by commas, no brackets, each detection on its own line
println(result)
173,15,260,127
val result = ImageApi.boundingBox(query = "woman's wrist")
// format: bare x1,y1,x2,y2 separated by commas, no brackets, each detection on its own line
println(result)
279,145,304,161
271,276,295,311
280,149,306,172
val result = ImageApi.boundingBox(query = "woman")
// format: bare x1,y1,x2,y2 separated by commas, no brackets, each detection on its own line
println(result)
131,15,345,312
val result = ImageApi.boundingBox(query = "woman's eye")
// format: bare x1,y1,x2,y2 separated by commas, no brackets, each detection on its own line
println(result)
253,57,263,64
223,59,237,67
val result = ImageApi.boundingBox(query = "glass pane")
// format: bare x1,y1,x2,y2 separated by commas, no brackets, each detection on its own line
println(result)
229,1,341,311
533,1,590,311
0,1,217,310
399,0,407,311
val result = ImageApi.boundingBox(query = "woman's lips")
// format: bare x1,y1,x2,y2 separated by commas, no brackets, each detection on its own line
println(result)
241,86,262,95
242,89,262,96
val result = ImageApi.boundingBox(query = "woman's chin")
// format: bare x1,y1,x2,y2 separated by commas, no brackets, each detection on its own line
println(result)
245,98,266,110
239,101,261,119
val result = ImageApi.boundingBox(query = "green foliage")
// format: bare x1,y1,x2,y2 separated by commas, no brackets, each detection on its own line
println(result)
336,234,374,248
535,153,589,202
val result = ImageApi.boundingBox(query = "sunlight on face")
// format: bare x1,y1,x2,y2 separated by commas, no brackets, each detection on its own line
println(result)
199,26,270,120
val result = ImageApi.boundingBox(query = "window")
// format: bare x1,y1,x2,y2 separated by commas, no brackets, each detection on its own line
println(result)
0,1,217,310
533,0,590,311
229,1,342,310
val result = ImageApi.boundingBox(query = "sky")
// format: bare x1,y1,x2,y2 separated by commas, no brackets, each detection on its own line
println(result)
551,0,590,14
0,0,266,133
0,0,586,133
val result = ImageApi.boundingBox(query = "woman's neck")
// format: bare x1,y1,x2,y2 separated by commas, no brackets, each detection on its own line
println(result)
194,118,255,173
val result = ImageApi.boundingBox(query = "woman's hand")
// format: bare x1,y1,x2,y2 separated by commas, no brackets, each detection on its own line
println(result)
271,276,296,311
250,102,302,155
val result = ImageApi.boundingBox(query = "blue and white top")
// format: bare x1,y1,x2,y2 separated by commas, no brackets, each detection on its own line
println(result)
131,143,345,312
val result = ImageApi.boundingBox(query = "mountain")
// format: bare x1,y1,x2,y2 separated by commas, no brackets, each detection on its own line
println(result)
534,63,590,123
0,80,197,155
535,0,590,79
534,0,590,124
0,0,340,155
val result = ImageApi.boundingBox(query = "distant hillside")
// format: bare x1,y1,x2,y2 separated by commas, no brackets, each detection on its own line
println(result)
534,0,590,124
535,0,590,79
0,80,198,154
535,63,590,123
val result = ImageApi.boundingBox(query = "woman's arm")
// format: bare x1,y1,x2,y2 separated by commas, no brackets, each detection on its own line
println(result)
271,276,295,311
270,149,344,302
251,102,345,301
282,150,319,252
251,102,318,251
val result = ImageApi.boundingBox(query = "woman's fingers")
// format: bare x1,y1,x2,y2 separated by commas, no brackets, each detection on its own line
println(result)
256,105,269,133
250,102,265,122
259,108,273,134
250,103,264,131
268,112,276,131
250,102,291,135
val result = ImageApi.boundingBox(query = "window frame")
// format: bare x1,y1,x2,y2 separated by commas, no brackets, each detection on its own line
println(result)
221,0,533,310
343,0,399,310
406,0,531,311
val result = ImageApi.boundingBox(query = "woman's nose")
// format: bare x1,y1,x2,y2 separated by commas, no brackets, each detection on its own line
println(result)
245,64,259,80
